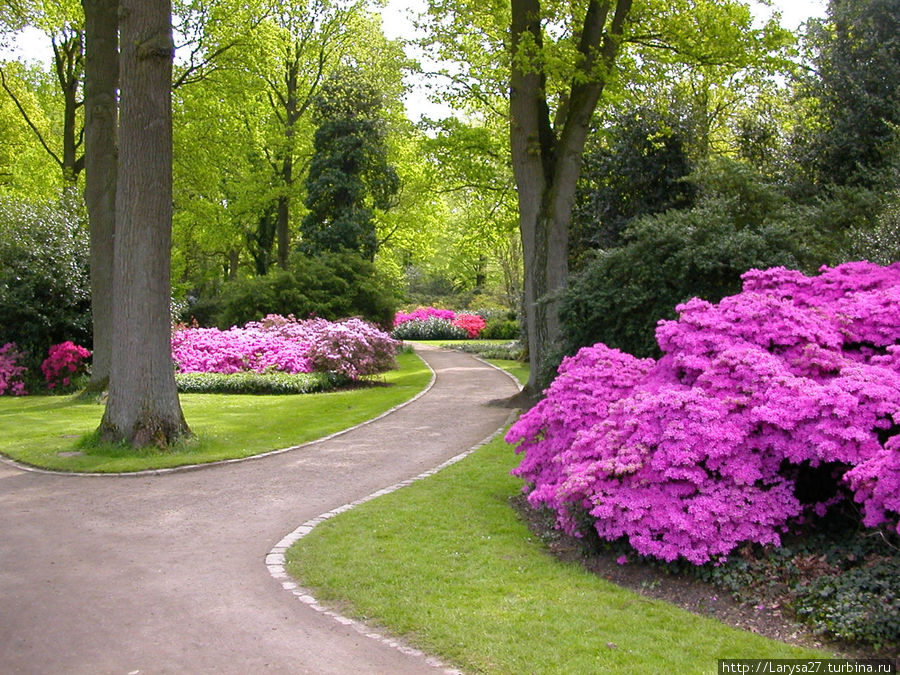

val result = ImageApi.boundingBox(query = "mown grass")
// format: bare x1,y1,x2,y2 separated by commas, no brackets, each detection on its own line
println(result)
287,435,828,673
0,351,430,473
286,359,829,673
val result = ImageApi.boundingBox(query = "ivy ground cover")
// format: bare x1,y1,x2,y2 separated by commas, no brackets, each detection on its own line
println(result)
508,262,900,565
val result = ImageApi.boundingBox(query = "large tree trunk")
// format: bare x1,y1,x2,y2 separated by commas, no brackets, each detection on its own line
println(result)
509,0,632,395
81,0,118,389
99,0,189,447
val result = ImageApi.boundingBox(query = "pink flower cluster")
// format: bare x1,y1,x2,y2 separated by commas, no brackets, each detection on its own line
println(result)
172,314,398,380
41,341,91,389
507,262,900,565
452,313,486,338
393,307,486,338
0,342,28,396
394,306,456,326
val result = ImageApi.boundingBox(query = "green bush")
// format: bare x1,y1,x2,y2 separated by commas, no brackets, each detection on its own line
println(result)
175,370,346,395
391,317,467,340
0,195,91,371
560,160,822,359
480,318,519,340
442,341,524,361
195,250,397,329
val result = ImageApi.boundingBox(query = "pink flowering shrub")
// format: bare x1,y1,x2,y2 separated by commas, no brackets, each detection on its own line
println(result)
0,342,28,395
507,262,900,565
172,314,398,381
41,341,92,390
393,306,455,326
452,313,486,338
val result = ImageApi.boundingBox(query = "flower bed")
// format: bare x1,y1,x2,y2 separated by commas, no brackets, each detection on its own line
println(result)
507,262,900,565
172,314,398,381
392,306,486,339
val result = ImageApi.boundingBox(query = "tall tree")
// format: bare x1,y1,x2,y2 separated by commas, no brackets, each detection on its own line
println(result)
81,0,117,388
99,0,189,446
300,70,399,260
509,0,633,392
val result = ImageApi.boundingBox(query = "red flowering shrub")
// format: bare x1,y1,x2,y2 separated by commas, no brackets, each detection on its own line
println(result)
507,262,900,564
452,313,486,338
41,341,91,390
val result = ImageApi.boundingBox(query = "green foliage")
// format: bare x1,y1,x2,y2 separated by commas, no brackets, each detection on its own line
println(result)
794,556,900,650
571,105,697,256
799,0,900,189
560,160,821,359
442,340,524,361
201,250,397,329
301,70,399,261
0,194,91,368
391,316,467,341
175,370,345,395
479,318,519,340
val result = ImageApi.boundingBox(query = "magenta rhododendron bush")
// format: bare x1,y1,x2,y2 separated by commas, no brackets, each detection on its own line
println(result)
41,341,91,389
507,262,900,565
172,314,398,380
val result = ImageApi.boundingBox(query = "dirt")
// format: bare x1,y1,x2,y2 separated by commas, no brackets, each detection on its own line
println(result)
510,494,876,659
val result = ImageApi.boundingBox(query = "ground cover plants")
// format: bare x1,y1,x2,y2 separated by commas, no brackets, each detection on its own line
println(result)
0,350,430,472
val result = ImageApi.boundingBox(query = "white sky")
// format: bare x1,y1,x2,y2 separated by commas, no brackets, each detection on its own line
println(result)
4,0,829,121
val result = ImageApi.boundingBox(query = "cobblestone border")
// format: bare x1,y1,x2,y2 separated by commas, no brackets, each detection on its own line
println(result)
266,408,520,675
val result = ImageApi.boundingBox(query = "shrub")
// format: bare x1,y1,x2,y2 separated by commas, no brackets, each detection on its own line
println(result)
207,251,397,330
394,306,455,326
172,314,397,381
0,343,28,396
451,313,486,338
480,318,519,340
175,370,343,395
391,316,468,341
0,195,91,369
508,262,900,565
41,341,91,390
444,341,525,361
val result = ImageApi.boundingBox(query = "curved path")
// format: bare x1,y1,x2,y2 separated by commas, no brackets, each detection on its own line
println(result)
0,347,520,674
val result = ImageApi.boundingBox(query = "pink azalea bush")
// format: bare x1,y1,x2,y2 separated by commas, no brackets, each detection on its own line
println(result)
41,341,92,389
452,313,487,338
0,342,28,396
172,314,398,381
507,262,900,565
393,306,456,326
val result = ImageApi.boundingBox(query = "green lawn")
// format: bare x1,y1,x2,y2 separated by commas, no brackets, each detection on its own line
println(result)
0,351,431,473
286,359,829,673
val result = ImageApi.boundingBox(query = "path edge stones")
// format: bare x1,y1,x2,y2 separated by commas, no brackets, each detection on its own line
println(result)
266,408,521,675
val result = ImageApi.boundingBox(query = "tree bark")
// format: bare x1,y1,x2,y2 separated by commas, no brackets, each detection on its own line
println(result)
509,0,632,394
81,0,118,389
99,0,189,447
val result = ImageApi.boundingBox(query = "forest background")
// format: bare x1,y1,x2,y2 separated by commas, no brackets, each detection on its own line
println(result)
0,0,897,386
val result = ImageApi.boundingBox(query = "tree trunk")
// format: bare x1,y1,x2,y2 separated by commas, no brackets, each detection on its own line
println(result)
81,0,118,390
99,0,189,447
509,0,632,394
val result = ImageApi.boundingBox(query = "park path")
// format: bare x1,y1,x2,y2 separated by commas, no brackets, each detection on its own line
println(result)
0,347,520,675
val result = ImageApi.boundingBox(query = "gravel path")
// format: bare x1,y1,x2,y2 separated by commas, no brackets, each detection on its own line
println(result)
0,347,519,674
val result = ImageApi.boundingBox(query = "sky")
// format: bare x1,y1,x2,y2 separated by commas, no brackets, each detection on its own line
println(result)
3,0,829,121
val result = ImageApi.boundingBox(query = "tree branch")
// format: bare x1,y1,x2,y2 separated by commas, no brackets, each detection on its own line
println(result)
0,66,64,169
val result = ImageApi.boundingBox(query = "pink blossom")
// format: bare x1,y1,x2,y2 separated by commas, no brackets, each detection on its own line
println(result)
508,262,900,564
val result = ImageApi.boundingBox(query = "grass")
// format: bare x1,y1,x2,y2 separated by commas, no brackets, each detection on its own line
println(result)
286,360,830,673
0,350,431,473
